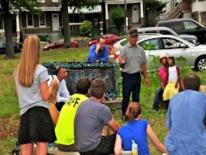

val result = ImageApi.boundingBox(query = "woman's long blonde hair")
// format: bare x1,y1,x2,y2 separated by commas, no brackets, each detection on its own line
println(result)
17,35,40,87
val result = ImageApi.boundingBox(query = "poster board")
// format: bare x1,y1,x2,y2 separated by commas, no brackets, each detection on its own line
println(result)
44,62,119,98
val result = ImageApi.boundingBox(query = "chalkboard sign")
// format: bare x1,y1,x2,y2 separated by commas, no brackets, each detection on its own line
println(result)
44,62,119,98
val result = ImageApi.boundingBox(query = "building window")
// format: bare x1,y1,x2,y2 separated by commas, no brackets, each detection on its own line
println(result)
39,0,45,3
27,13,34,27
52,0,59,2
39,13,46,27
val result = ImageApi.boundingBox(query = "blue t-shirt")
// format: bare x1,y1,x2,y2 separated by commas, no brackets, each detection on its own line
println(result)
87,44,109,63
118,119,150,155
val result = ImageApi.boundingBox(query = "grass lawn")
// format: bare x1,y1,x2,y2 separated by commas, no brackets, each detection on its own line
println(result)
0,47,206,154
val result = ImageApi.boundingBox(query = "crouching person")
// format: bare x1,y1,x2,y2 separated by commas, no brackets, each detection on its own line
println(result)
75,79,120,155
114,102,167,155
55,78,91,152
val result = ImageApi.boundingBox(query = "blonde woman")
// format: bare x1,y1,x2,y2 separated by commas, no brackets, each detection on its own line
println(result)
15,35,57,155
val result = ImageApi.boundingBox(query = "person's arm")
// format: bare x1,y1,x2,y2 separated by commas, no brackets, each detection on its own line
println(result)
107,118,120,132
100,46,109,63
88,46,97,62
141,63,150,86
119,47,126,66
40,79,57,101
114,134,123,155
166,103,172,129
100,106,120,132
60,80,70,98
39,69,58,101
175,66,181,88
147,124,168,153
159,68,167,90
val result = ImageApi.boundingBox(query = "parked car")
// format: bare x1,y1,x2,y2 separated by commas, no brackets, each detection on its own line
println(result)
157,18,206,44
138,26,198,44
88,34,121,46
114,35,206,71
0,39,21,54
43,40,79,50
114,34,162,51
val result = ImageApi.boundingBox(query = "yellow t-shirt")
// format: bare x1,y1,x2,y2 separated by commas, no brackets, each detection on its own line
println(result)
55,93,88,145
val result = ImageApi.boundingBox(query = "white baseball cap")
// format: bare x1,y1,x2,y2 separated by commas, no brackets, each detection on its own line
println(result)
159,53,169,60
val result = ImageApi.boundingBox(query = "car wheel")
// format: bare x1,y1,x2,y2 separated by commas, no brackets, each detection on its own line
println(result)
195,56,206,71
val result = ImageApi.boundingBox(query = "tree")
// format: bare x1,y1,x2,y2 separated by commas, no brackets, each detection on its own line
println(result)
111,6,125,33
144,0,166,26
60,0,98,48
80,20,92,36
0,0,39,59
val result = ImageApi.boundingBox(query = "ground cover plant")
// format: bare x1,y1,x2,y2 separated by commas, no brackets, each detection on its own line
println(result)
0,47,205,154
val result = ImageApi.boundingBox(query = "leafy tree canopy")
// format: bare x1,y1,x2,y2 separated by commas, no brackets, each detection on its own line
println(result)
144,0,166,12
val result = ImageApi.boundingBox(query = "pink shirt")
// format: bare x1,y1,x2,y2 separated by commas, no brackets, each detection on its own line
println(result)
159,66,168,86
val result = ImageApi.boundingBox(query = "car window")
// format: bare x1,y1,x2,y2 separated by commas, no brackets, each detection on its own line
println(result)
139,38,160,50
159,30,173,35
144,30,157,34
172,22,185,32
162,38,187,49
120,39,128,46
184,21,199,30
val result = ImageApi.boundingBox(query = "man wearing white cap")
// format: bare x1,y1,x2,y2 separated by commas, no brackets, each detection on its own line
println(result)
153,53,169,111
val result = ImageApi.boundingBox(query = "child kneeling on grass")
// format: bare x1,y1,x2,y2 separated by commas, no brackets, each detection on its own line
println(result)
114,102,168,155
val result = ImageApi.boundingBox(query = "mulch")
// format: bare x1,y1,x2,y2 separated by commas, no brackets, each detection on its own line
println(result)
0,115,19,139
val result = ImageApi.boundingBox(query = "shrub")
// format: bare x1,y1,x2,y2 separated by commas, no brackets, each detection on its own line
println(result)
80,20,92,36
38,34,49,42
111,6,125,33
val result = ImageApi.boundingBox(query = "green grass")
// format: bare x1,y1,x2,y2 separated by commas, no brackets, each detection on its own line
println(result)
0,48,206,154
0,48,88,117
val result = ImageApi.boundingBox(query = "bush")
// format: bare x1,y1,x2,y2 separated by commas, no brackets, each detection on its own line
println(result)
80,20,92,36
111,6,125,33
38,34,49,42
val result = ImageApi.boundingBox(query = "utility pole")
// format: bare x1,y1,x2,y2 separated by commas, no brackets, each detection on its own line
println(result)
124,0,128,32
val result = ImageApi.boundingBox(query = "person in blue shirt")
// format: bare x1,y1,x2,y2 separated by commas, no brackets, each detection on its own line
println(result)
165,73,206,155
87,37,109,63
114,102,167,155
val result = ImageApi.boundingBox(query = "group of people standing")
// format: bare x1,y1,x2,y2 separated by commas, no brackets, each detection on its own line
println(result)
14,27,206,155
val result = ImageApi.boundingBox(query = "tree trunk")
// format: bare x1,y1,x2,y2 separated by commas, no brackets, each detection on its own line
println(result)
2,0,15,59
61,0,71,48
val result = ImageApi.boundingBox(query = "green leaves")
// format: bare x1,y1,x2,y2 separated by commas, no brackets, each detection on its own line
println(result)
12,0,40,12
111,6,125,33
143,42,156,51
80,20,93,36
68,0,98,9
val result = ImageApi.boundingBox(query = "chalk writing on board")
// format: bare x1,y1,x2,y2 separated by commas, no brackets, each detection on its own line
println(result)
44,62,118,98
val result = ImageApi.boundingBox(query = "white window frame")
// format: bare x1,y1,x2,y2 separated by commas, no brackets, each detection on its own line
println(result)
39,0,45,3
26,13,34,28
39,13,46,27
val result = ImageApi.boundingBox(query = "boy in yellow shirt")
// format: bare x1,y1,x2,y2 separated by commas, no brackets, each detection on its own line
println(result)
55,78,91,152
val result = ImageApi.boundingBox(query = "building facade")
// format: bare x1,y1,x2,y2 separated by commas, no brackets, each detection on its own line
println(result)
104,0,144,31
191,0,206,26
158,0,206,26
0,0,144,42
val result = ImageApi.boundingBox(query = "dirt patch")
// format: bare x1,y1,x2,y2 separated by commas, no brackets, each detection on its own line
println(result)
0,115,19,139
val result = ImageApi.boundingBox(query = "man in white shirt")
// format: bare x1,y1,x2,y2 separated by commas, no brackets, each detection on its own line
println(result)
50,67,70,111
